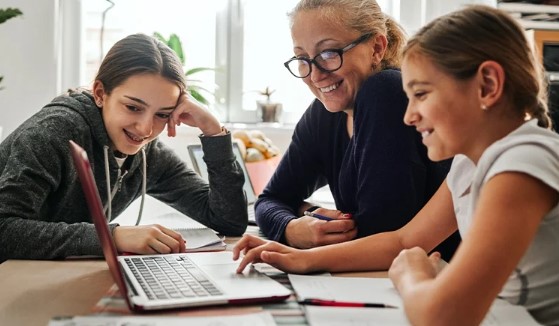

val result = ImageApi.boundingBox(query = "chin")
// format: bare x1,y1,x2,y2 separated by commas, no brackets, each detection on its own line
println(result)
427,151,453,162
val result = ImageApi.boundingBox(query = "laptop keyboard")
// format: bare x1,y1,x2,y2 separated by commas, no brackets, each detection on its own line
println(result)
125,255,223,300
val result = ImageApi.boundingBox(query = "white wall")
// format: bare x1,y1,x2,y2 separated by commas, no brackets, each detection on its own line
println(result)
0,0,56,136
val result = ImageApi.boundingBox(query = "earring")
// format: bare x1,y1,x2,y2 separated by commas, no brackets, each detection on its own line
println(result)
481,104,488,111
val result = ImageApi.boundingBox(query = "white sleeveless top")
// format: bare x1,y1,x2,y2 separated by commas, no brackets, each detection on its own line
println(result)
447,120,559,325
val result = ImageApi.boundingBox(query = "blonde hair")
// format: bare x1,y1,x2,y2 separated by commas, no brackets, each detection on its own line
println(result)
288,0,406,69
404,5,551,128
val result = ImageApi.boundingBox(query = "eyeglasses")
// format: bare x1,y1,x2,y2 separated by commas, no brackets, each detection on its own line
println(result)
284,33,373,79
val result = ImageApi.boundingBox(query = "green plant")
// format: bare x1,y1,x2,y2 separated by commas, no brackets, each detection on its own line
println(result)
153,32,215,105
0,8,23,90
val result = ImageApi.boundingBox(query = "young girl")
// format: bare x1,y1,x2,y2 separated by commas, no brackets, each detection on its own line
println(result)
234,6,559,325
0,34,247,263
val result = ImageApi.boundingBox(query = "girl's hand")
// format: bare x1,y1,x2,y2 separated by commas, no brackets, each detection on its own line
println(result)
388,247,440,293
113,224,186,254
232,234,313,274
167,93,222,137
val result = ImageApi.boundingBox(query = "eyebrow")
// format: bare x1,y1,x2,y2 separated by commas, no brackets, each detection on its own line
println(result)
293,38,339,54
406,80,431,88
124,95,176,111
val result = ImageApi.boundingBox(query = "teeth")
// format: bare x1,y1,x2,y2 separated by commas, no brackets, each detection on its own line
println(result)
126,131,145,142
320,82,339,93
421,131,431,138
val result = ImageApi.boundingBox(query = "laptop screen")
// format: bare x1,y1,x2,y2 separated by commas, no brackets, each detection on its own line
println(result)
188,143,257,204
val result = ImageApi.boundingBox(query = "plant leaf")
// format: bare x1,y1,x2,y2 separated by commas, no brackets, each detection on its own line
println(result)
185,67,214,76
168,34,185,65
0,8,23,24
152,32,167,44
189,88,209,105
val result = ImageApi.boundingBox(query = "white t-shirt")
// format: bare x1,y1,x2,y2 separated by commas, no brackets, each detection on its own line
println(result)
447,120,559,325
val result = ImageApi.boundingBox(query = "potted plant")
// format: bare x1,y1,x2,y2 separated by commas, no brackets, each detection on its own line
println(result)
0,8,23,90
256,86,282,122
153,32,215,106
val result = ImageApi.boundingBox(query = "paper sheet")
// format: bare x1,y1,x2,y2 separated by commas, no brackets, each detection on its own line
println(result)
289,274,540,326
49,311,277,326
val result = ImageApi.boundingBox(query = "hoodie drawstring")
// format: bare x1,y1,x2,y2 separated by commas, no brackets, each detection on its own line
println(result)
102,145,146,225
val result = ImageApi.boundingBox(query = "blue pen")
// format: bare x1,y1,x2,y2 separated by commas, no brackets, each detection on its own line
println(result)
304,211,334,221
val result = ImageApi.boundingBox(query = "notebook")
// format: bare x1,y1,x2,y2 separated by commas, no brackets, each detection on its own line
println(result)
69,140,291,312
188,143,258,225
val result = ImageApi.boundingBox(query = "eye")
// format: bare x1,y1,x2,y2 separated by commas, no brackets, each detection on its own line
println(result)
155,112,171,119
125,105,140,112
414,91,427,100
318,50,339,61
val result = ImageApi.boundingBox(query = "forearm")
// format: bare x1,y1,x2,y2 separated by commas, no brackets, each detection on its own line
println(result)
255,198,297,242
309,231,405,272
0,217,106,261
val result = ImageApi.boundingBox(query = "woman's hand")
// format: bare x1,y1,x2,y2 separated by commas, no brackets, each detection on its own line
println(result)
232,234,313,274
285,208,356,248
388,247,440,293
113,224,186,254
167,93,221,137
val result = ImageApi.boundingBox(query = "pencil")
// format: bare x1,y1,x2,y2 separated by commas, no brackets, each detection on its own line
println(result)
303,211,334,221
298,298,398,308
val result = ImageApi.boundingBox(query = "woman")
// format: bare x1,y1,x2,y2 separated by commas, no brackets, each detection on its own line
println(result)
256,0,459,259
235,6,559,325
0,34,247,262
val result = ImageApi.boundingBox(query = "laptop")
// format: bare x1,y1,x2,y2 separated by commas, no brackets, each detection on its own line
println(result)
188,143,258,225
69,140,290,312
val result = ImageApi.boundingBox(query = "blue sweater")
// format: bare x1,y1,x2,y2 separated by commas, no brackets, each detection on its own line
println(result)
255,70,460,260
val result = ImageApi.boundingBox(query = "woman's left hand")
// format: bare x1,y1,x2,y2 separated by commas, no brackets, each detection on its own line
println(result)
167,93,222,137
388,247,440,292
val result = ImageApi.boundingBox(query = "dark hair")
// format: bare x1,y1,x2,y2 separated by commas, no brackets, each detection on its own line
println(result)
288,0,406,69
95,33,186,94
404,5,551,129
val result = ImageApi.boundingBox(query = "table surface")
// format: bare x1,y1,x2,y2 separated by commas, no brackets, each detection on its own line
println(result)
0,223,387,325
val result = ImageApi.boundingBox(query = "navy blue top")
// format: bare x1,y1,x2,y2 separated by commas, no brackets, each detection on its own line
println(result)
255,69,460,260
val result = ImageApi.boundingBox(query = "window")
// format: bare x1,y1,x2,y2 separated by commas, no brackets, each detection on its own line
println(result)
81,0,221,112
79,0,495,124
82,0,313,123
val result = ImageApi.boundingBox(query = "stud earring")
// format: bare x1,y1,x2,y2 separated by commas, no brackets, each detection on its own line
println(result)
481,104,488,111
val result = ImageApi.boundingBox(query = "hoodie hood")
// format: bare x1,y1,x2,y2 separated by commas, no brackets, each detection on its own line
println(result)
43,89,148,224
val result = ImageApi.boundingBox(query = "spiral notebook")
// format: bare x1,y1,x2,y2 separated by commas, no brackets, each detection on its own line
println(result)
157,211,227,252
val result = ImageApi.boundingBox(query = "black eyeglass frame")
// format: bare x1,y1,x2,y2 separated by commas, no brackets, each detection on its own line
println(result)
284,32,373,78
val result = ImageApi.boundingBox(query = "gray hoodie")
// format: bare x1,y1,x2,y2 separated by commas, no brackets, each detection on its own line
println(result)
0,90,247,262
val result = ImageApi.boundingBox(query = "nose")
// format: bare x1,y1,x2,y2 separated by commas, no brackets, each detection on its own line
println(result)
403,102,420,126
136,114,153,138
309,63,329,84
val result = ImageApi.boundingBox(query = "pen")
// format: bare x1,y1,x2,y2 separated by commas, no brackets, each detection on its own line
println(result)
303,211,334,221
298,298,398,308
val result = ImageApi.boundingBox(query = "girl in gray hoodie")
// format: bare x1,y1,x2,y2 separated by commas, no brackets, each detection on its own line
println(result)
0,34,247,262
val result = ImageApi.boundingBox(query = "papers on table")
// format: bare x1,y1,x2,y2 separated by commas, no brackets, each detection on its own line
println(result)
49,311,277,326
288,274,541,326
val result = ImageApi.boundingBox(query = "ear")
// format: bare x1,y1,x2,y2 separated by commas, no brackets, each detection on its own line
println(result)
371,34,388,67
92,80,106,108
477,61,505,108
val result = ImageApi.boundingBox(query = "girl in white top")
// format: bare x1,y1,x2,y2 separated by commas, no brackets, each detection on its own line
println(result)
233,5,559,325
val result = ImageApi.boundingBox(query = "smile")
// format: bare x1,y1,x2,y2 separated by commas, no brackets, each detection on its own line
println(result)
319,81,341,93
124,130,148,142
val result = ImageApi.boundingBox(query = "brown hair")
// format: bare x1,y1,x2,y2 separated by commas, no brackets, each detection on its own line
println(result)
288,0,406,69
404,5,551,128
95,33,186,94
